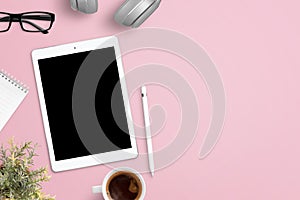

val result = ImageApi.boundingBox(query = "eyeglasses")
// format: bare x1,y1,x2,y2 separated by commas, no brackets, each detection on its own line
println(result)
0,11,55,34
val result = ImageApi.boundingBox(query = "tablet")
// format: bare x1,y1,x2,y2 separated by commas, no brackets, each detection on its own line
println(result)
32,36,138,172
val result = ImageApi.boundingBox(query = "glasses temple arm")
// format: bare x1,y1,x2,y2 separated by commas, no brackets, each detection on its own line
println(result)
0,15,52,22
22,15,52,21
0,16,10,22
22,20,48,34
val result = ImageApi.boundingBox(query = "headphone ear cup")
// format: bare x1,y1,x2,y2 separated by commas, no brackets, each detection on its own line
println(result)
114,0,160,28
115,0,141,22
70,0,79,11
71,0,98,14
132,0,160,28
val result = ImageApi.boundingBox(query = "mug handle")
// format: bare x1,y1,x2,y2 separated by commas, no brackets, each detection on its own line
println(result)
92,185,102,194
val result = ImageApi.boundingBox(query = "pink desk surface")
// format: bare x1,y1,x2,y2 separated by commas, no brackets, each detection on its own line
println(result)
1,0,300,199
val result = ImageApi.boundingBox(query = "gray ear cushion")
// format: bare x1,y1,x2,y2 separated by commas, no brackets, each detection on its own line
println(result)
132,0,160,28
114,0,160,27
115,0,143,22
70,0,79,11
71,0,98,14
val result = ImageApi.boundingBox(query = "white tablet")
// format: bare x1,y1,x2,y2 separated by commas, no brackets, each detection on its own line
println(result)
32,36,138,172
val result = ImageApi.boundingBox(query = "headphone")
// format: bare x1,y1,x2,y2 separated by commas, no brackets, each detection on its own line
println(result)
70,0,161,28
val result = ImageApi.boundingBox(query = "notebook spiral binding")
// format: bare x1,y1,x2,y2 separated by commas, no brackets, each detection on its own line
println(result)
0,69,29,93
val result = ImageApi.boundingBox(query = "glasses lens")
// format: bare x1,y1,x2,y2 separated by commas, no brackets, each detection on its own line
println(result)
21,12,52,32
0,13,10,31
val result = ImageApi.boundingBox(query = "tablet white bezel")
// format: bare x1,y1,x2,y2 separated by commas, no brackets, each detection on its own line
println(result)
32,36,138,172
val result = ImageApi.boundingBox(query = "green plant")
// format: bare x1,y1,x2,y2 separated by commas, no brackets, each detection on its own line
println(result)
0,138,55,200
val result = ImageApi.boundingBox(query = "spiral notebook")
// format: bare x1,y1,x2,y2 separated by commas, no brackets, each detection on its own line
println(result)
0,70,29,132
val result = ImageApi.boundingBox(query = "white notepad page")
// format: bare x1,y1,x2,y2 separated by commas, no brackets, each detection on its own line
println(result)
0,70,28,132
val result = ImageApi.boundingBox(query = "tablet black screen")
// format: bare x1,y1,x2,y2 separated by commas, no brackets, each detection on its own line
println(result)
38,47,132,161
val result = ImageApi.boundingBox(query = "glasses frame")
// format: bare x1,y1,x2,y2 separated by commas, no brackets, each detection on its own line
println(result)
0,11,55,34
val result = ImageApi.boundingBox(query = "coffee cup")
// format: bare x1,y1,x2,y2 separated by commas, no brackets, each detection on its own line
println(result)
92,167,146,200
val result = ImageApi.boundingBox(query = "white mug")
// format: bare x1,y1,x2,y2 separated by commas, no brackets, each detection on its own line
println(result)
92,167,146,200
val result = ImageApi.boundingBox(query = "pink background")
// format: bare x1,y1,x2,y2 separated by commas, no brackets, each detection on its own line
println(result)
0,0,300,199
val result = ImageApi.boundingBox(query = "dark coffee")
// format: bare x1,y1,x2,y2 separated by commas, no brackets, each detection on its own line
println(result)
107,172,142,200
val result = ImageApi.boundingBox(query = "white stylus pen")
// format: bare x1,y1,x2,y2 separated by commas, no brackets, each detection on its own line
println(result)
141,86,155,177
